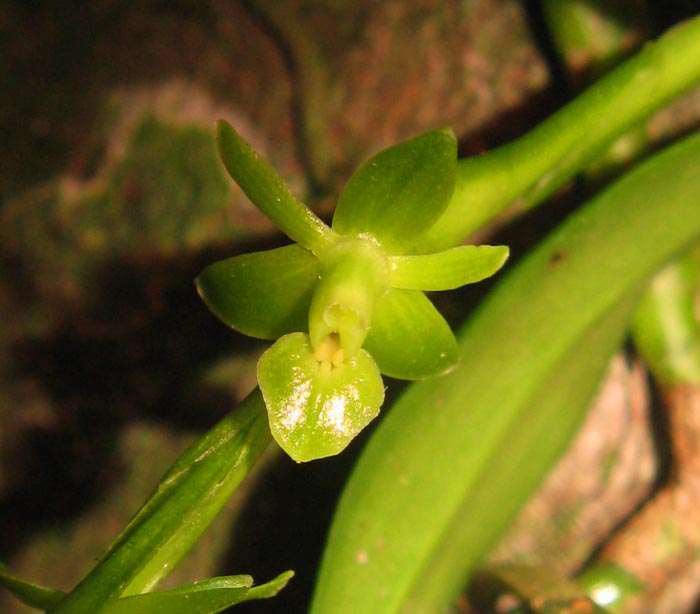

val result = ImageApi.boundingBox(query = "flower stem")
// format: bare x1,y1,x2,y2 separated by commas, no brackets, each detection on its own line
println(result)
422,15,700,251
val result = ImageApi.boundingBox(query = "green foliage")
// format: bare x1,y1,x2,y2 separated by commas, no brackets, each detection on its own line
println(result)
0,566,293,614
423,15,700,250
45,392,274,613
631,250,700,384
311,131,700,613
0,565,64,611
99,573,293,614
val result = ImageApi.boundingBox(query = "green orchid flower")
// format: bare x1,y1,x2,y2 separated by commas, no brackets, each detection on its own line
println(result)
197,120,509,462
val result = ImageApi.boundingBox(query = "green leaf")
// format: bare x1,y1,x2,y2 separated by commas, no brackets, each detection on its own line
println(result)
100,572,293,614
48,391,271,613
0,564,65,610
216,120,338,254
258,332,384,462
332,129,457,255
389,245,509,291
196,245,319,339
363,288,458,380
311,132,700,614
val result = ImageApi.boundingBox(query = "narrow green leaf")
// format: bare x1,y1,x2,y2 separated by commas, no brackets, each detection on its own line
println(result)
100,572,293,614
0,564,65,610
363,288,458,380
196,245,319,339
48,390,271,613
312,133,700,613
258,333,384,462
389,245,509,291
332,129,457,254
216,120,338,254
405,297,637,612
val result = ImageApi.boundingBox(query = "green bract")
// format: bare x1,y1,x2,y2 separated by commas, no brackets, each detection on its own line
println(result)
197,120,509,462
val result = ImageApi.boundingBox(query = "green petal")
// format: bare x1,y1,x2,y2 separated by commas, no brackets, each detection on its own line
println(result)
258,333,385,462
332,129,457,254
196,245,318,339
364,288,458,379
389,245,509,291
217,120,338,254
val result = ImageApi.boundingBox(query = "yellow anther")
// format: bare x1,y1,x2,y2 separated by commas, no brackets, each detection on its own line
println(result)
331,348,345,367
314,334,344,371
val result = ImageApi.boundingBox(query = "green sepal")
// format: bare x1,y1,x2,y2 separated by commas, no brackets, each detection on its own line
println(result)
364,288,459,379
0,564,65,610
258,333,385,462
100,572,294,614
332,129,457,254
216,120,337,254
196,245,318,340
389,245,509,291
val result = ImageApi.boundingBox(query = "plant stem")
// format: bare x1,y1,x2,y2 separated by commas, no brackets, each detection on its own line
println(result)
631,251,700,386
542,0,651,86
421,15,700,252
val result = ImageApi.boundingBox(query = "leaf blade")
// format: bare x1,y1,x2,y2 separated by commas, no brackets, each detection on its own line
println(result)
0,565,66,610
100,572,293,614
48,391,271,613
312,132,700,614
